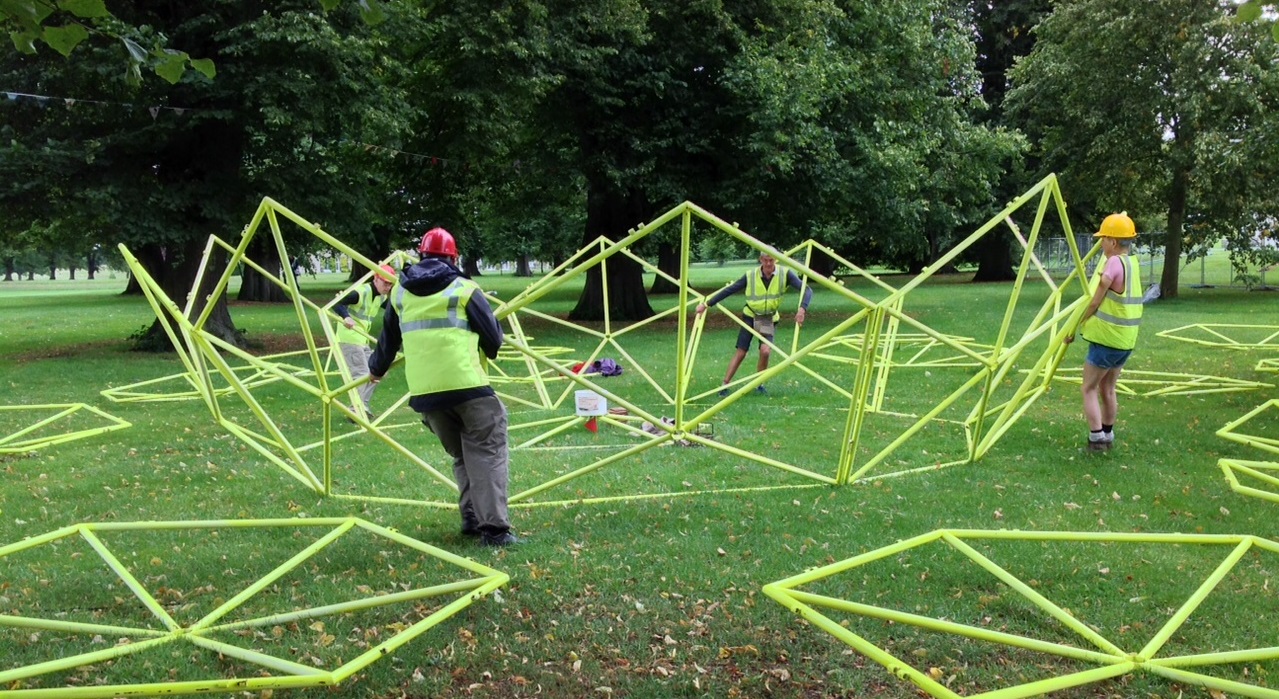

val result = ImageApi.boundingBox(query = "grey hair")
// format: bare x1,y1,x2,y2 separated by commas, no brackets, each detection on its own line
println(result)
1115,238,1134,251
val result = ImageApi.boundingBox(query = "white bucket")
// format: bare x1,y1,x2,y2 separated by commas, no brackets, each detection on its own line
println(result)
574,390,607,417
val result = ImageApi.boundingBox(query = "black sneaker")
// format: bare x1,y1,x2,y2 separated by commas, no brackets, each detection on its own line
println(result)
718,388,729,398
460,524,481,537
755,385,767,395
480,532,520,547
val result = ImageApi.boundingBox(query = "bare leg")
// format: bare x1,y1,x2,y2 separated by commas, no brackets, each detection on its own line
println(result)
756,343,771,373
723,349,748,385
1080,362,1106,432
1099,367,1122,427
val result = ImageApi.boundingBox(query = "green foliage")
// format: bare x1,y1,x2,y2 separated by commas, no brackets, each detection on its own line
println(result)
1007,0,1279,296
2,0,215,83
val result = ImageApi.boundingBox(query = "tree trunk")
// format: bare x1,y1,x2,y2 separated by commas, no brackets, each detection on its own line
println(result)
516,254,532,277
135,238,245,351
237,240,289,303
238,264,290,302
1160,163,1189,299
87,249,97,280
569,185,654,321
47,256,56,280
650,241,680,294
26,270,34,280
805,247,837,280
4,256,14,281
463,256,482,278
972,230,1017,282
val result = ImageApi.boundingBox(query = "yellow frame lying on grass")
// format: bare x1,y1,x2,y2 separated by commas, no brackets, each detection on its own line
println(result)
1158,323,1279,350
764,529,1279,699
0,517,507,699
1219,458,1279,504
1035,368,1273,397
1217,398,1279,458
0,404,131,455
100,349,321,404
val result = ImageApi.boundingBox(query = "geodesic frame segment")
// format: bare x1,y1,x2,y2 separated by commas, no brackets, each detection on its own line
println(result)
763,529,1279,699
0,517,508,699
99,349,322,404
1036,368,1274,397
834,174,1094,483
0,404,131,454
1219,458,1279,504
1216,398,1279,458
1158,324,1279,350
122,183,1086,510
118,200,461,501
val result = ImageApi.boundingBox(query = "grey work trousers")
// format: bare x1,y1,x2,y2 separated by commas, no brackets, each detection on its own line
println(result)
422,395,511,534
339,343,378,412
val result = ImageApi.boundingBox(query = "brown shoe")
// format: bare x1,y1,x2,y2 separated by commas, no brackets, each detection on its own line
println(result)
1086,439,1109,452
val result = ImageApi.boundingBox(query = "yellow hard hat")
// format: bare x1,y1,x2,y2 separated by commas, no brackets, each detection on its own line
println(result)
1094,212,1136,239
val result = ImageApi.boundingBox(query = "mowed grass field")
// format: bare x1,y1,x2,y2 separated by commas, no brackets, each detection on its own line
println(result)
1,259,1278,699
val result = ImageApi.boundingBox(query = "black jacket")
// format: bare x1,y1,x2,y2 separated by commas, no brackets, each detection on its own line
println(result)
368,258,504,412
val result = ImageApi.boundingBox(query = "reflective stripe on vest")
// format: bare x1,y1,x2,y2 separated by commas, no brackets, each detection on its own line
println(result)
1082,255,1142,351
393,278,489,396
743,267,783,320
335,285,378,345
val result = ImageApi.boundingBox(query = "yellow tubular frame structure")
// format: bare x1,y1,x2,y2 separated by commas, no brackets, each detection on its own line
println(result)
0,517,508,699
1158,323,1279,350
1034,368,1274,397
764,529,1279,699
120,176,1090,509
0,404,131,454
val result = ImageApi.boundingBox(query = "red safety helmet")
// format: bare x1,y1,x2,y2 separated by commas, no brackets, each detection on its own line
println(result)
418,227,458,257
377,263,397,278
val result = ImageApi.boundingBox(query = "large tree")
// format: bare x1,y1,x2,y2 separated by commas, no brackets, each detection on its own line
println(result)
2,1,416,347
1007,0,1279,298
725,0,1022,273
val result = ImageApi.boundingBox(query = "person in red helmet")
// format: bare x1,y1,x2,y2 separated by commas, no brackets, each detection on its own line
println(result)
369,227,518,546
333,263,397,417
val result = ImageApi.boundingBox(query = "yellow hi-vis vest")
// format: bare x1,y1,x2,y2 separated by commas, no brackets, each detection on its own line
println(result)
335,285,380,346
1082,255,1142,351
392,278,489,396
743,267,784,321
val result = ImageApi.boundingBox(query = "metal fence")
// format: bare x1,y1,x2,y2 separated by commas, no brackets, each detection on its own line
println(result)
1031,237,1279,290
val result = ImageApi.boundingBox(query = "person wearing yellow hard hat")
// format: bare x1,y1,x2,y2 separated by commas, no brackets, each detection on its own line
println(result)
1064,212,1142,452
334,263,397,417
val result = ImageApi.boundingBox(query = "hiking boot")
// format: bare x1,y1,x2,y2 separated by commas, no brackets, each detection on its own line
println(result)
1086,439,1110,452
480,531,520,547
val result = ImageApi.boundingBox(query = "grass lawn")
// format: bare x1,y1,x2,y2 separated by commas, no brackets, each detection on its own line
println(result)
1,261,1278,699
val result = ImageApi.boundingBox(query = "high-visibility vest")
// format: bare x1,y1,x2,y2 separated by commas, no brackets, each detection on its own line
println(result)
336,285,382,345
1082,255,1142,351
743,267,784,321
392,278,489,396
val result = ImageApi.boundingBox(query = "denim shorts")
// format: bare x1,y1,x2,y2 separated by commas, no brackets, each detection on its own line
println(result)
735,315,775,351
1086,342,1132,370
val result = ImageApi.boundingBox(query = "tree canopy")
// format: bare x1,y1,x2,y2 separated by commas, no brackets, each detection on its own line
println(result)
1007,0,1279,297
5,0,1279,337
